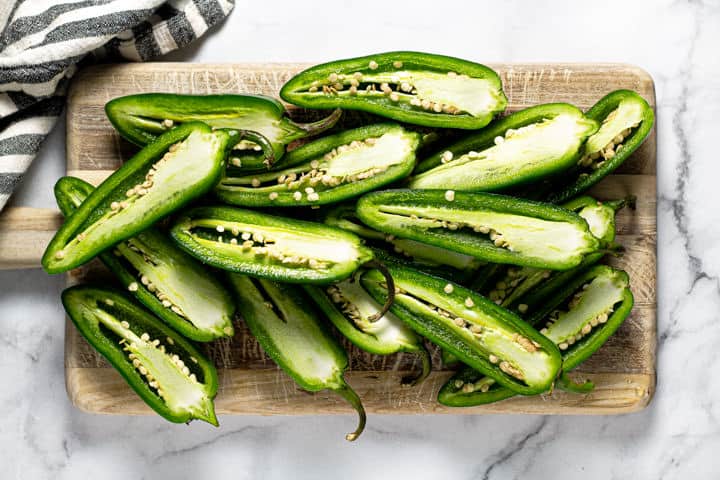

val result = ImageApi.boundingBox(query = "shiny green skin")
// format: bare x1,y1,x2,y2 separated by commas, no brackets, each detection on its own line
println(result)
61,286,219,424
281,51,506,129
54,177,235,342
414,103,595,174
547,90,654,203
170,206,374,284
361,264,562,395
356,189,600,270
42,123,231,274
438,265,633,406
105,93,340,171
215,124,420,207
226,274,365,441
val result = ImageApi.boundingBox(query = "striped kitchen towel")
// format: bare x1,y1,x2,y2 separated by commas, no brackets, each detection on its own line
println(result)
0,0,234,211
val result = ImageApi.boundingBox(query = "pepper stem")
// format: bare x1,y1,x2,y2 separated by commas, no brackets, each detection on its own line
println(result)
363,260,395,322
293,108,342,136
401,344,432,387
556,372,595,394
228,129,276,168
606,194,637,212
335,384,366,442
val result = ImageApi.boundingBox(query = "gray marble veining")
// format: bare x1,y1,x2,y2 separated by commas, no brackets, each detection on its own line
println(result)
2,0,720,478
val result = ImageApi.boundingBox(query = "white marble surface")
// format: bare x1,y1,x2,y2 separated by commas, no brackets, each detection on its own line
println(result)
2,0,719,477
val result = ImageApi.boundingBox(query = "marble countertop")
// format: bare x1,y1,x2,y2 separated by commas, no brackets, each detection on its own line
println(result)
2,0,718,478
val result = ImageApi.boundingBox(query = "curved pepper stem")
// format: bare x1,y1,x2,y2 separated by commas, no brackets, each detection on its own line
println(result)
292,108,342,136
606,194,637,212
363,259,395,322
335,384,366,442
401,344,432,387
556,372,595,394
228,129,276,168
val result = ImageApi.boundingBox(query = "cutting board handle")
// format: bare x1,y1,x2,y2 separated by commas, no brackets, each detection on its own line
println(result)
0,207,62,270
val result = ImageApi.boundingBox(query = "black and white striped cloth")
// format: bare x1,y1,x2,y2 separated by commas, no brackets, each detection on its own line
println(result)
0,0,234,211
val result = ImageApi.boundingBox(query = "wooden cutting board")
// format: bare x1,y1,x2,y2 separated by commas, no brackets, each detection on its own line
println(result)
0,62,656,415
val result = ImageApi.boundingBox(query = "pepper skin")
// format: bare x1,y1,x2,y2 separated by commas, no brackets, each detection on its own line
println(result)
226,274,366,441
62,286,219,425
547,90,654,203
105,93,341,170
356,189,599,270
361,263,562,395
43,123,232,274
410,103,598,191
281,51,507,129
54,176,235,342
215,124,420,207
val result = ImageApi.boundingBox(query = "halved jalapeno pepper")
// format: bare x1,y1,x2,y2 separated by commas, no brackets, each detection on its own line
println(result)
547,90,654,203
226,274,365,441
215,124,420,207
361,263,561,395
438,265,633,406
304,275,431,386
171,206,385,286
62,286,219,425
54,177,235,342
280,52,507,129
410,103,598,191
356,189,599,270
105,93,341,170
43,123,232,274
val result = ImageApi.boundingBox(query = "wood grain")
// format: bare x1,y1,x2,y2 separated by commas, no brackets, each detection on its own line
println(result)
61,63,656,415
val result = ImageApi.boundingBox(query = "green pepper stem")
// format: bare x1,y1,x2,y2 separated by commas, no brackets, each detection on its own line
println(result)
293,108,342,135
401,344,432,387
335,384,366,442
363,260,395,322
556,372,595,394
606,194,637,212
229,129,276,168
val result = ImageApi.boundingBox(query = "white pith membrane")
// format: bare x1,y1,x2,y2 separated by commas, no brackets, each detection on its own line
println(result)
577,99,644,174
326,279,417,347
376,279,557,388
487,267,551,307
220,129,415,203
410,113,597,189
114,233,233,336
56,131,220,261
389,237,481,270
303,67,504,117
86,303,212,419
540,273,626,350
186,220,365,271
577,203,615,241
453,375,497,394
243,277,342,384
375,204,597,267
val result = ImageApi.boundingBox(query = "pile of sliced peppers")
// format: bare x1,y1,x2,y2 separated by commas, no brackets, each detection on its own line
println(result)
43,51,652,438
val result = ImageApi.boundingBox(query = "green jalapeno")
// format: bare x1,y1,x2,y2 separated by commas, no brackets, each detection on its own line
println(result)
62,286,219,425
361,263,561,395
438,265,633,406
356,189,599,270
226,274,365,441
105,93,342,170
547,90,654,203
42,123,232,274
54,177,235,342
304,275,431,386
473,196,630,315
324,204,483,279
215,124,421,207
410,104,598,191
170,206,396,319
280,51,507,129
